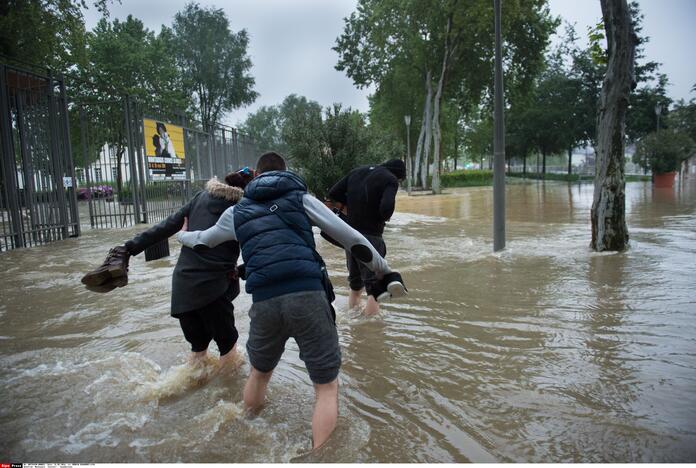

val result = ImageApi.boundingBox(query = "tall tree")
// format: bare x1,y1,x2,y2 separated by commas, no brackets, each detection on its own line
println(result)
74,16,190,189
335,0,555,193
0,0,110,70
171,2,257,131
591,0,637,252
241,94,323,158
284,104,378,198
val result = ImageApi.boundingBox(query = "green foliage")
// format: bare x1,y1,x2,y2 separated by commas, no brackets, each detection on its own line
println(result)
509,172,583,182
440,170,492,187
633,130,694,174
171,2,257,130
507,172,650,182
667,98,696,143
626,74,672,141
334,0,558,183
70,15,192,193
239,105,283,154
0,0,103,70
587,22,607,66
241,94,323,158
284,104,380,198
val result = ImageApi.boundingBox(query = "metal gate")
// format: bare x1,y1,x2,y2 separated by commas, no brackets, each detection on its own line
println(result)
0,62,260,250
0,64,80,251
77,95,259,229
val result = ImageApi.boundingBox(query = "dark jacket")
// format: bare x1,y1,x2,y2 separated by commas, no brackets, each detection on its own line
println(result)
328,163,400,236
125,179,243,316
233,171,324,302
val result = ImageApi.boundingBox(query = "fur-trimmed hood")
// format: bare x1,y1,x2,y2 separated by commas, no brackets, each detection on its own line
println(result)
206,177,244,202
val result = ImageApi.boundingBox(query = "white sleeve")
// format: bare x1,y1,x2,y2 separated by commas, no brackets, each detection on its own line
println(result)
176,205,237,248
303,194,391,276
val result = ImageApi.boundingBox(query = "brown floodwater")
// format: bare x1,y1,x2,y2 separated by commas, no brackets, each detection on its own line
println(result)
1,178,695,462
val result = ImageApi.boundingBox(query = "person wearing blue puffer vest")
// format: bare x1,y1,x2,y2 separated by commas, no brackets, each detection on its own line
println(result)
176,152,394,449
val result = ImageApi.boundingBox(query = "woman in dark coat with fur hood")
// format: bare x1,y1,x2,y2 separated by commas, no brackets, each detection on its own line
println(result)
81,169,254,366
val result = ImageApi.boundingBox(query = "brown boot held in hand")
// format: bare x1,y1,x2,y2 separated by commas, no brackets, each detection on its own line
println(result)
83,275,128,293
81,245,130,289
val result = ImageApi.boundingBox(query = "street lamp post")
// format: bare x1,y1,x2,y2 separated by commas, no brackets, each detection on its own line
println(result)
404,115,412,195
493,0,506,252
655,103,662,132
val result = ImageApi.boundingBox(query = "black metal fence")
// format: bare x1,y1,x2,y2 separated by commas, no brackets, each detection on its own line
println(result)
77,96,258,229
0,64,80,251
1,61,259,251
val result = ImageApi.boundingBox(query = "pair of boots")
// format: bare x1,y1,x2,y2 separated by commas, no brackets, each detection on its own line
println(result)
81,246,130,293
373,271,408,302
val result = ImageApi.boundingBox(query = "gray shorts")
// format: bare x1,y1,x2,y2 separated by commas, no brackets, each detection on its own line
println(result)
246,290,341,384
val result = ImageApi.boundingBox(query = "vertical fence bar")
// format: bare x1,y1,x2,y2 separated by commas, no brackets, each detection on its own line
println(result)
123,95,141,224
207,132,215,179
133,100,148,223
80,107,96,228
0,65,24,248
46,71,69,239
15,89,39,245
59,75,80,237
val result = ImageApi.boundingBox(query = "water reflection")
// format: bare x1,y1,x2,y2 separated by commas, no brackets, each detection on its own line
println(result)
1,179,695,462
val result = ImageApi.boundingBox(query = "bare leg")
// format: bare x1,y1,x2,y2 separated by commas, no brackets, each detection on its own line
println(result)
219,344,242,370
348,288,364,309
243,366,273,414
312,378,339,449
363,295,380,316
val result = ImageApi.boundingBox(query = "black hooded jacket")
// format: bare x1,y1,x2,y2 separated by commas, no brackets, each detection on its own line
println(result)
125,178,243,316
327,160,404,236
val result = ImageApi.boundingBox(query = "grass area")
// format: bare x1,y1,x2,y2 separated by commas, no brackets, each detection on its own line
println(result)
507,172,651,182
440,169,493,187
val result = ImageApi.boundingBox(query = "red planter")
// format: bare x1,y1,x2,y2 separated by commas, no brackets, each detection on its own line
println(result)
653,171,677,188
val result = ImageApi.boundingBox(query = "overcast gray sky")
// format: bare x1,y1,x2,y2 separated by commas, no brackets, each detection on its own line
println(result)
83,0,696,127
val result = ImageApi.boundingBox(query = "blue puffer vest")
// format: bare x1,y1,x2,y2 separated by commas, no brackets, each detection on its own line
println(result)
234,171,324,301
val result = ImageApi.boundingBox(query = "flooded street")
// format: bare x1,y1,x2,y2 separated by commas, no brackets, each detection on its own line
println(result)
1,178,695,462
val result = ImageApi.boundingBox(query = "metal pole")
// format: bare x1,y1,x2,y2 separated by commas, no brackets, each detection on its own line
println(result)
405,115,412,195
0,64,24,248
59,74,80,237
123,95,142,224
46,71,70,239
493,0,506,252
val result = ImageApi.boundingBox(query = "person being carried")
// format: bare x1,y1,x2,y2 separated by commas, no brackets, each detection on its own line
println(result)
176,152,397,449
81,168,254,367
326,159,407,316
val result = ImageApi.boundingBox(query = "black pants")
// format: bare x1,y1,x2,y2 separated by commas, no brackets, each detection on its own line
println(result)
346,234,386,298
178,296,238,356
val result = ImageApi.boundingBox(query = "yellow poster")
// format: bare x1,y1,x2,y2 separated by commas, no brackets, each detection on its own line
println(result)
143,118,186,180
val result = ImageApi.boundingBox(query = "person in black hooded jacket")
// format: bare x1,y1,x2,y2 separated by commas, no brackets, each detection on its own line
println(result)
327,159,406,316
81,169,253,367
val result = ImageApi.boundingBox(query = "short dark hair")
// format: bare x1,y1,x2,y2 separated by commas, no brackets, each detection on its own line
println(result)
255,151,286,174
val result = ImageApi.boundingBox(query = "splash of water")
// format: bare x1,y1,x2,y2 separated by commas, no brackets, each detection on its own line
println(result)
142,352,245,402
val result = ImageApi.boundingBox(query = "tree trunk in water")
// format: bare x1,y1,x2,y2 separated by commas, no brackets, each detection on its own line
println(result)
421,73,433,189
523,153,527,175
413,111,426,186
431,15,452,195
542,151,547,174
567,147,573,175
591,0,637,252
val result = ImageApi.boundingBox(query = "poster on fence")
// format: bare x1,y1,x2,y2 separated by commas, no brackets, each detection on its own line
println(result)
143,118,186,180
